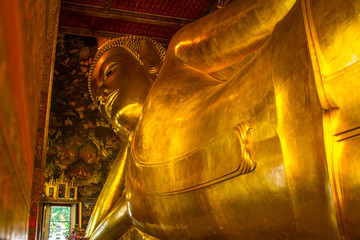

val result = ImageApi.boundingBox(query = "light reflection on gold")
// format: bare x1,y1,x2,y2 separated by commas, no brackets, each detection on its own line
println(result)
175,38,203,55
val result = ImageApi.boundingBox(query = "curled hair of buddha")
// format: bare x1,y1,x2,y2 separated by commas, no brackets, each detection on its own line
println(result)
88,36,166,103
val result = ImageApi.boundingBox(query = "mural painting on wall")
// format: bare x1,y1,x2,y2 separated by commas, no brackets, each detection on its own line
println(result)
81,202,96,230
46,34,121,200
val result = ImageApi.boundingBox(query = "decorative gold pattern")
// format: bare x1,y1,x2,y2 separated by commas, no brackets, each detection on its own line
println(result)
44,172,78,201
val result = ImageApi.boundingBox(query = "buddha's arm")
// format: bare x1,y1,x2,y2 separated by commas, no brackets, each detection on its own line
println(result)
89,195,132,240
173,0,296,74
85,143,130,237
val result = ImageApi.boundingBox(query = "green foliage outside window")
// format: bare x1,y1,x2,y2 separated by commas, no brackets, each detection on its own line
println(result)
49,206,71,238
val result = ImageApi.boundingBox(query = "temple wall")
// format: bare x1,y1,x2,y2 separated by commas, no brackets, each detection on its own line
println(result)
0,1,58,239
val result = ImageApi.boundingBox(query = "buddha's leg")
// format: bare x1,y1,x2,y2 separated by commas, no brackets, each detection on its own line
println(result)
86,143,130,237
89,194,132,240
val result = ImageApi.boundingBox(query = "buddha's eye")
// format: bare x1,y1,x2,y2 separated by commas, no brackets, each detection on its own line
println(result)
106,70,112,78
104,62,120,81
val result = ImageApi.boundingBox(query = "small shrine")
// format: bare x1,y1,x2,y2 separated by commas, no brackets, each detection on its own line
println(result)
44,172,78,201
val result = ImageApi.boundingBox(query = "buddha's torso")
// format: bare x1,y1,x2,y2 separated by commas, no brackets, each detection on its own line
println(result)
127,64,284,239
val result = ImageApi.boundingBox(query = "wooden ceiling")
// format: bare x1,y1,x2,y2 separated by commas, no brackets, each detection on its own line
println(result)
59,0,218,44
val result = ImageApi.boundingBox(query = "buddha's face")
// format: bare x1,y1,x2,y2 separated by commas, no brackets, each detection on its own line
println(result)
90,47,152,131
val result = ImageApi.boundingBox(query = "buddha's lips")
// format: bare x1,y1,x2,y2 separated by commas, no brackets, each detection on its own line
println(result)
104,89,119,119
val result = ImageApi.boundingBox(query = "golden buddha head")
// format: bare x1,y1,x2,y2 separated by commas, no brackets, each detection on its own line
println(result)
88,36,166,132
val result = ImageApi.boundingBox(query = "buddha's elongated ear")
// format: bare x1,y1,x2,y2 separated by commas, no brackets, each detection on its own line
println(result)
139,39,162,81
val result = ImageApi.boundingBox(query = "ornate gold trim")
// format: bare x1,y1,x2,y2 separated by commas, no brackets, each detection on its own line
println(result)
44,172,78,201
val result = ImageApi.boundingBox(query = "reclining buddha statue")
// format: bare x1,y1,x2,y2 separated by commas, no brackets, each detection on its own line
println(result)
85,0,360,239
